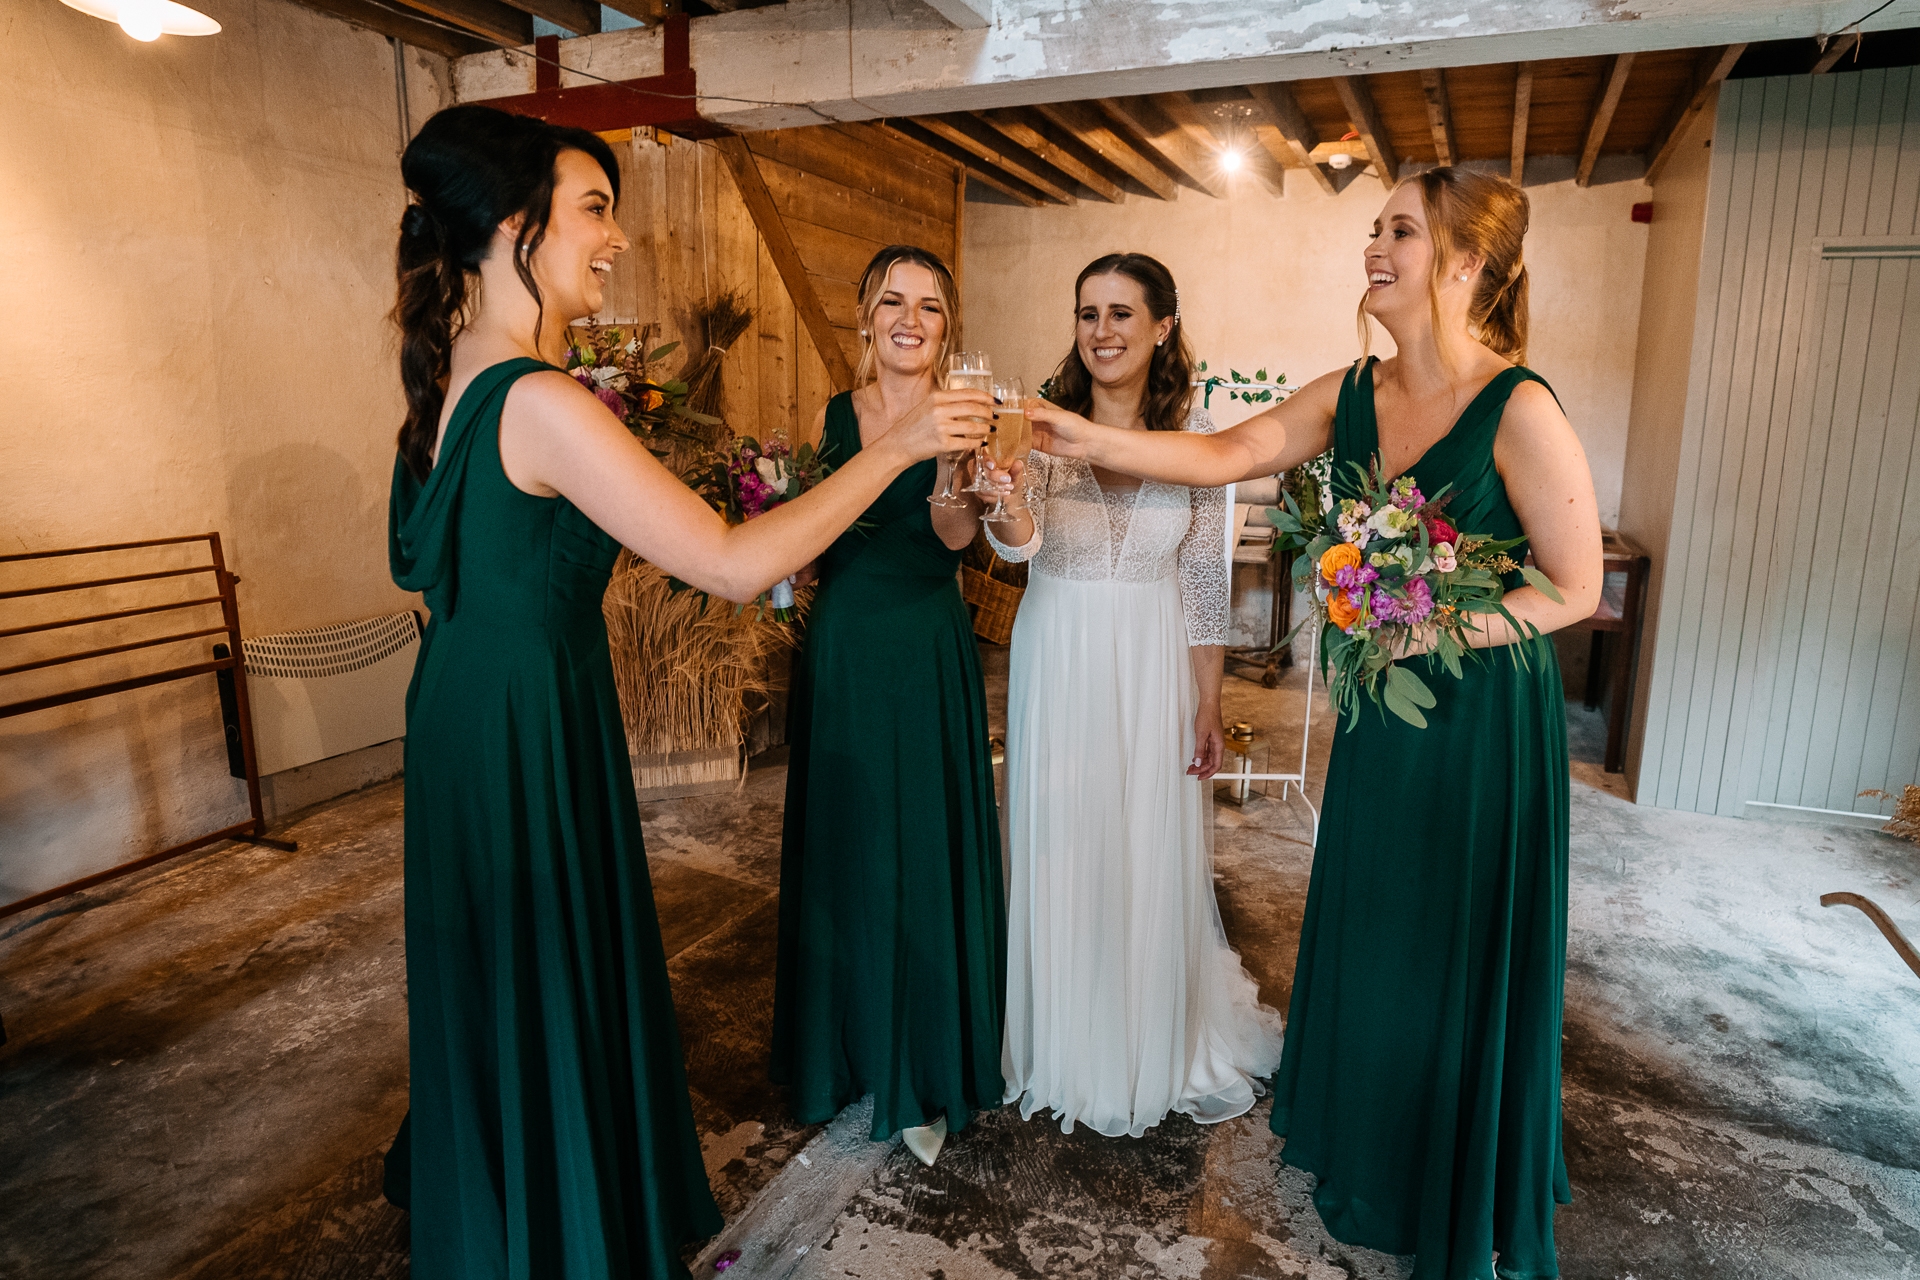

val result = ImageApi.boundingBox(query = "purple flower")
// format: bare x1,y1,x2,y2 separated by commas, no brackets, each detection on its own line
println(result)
1333,563,1379,590
1403,576,1434,622
571,368,596,389
594,387,625,417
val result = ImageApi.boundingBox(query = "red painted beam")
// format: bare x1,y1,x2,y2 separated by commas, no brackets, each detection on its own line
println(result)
473,15,729,139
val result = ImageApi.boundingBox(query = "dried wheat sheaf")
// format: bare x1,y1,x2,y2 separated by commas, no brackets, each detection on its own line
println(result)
602,552,799,757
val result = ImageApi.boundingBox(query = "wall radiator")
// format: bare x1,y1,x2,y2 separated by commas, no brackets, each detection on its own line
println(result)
230,612,421,776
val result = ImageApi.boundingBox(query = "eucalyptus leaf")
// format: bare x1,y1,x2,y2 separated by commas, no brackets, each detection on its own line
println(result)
1382,681,1428,728
646,341,680,362
1520,565,1565,604
1387,663,1437,708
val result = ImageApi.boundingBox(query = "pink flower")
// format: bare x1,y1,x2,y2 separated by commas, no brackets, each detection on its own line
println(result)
594,387,625,417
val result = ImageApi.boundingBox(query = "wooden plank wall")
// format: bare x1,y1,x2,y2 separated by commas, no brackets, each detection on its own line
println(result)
594,122,964,440
1637,67,1920,818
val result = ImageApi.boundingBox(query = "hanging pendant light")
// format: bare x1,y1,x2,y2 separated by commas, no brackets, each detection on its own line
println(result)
59,0,221,42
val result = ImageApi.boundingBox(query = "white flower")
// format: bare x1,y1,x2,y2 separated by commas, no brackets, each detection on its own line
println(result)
754,457,785,485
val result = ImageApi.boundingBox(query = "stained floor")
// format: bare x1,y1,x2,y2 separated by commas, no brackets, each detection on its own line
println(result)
2,646,1917,1279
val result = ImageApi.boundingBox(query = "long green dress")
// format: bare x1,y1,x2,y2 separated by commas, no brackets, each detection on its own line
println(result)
771,391,1007,1141
387,357,723,1279
1272,358,1572,1280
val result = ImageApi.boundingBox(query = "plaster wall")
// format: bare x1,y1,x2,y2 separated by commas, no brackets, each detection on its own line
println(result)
960,167,1652,527
1618,91,1719,796
0,0,447,906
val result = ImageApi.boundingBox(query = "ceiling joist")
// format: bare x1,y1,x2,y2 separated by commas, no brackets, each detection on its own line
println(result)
1245,81,1335,196
972,110,1127,203
1645,43,1746,182
1511,61,1535,187
400,0,531,47
1031,100,1181,201
1577,52,1637,187
497,0,599,36
914,116,1079,204
1097,96,1229,199
1333,75,1398,185
1420,68,1457,167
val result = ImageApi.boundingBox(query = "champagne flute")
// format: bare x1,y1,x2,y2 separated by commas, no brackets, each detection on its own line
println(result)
982,388,1035,522
966,376,1024,495
934,351,992,508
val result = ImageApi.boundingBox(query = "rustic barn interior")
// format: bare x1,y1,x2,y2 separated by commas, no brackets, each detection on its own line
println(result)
3,1,1919,1277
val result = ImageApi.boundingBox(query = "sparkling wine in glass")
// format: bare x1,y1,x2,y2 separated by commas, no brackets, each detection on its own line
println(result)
934,351,991,507
982,387,1034,522
966,376,1024,495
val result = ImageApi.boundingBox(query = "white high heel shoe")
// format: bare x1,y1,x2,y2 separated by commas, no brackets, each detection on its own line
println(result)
901,1115,948,1167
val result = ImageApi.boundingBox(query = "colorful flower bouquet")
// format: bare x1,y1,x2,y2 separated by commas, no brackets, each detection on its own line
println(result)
564,320,720,449
684,435,837,620
1270,458,1562,729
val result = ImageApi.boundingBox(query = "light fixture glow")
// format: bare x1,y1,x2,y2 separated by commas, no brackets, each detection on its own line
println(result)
59,0,222,39
1219,148,1244,173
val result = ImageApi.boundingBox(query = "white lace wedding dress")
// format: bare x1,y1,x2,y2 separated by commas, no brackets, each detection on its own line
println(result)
987,406,1285,1138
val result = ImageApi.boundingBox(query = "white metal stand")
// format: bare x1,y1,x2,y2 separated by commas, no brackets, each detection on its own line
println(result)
1216,615,1321,845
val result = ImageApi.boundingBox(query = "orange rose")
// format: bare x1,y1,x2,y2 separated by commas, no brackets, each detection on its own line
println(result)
1320,542,1362,584
638,387,666,412
1327,589,1361,630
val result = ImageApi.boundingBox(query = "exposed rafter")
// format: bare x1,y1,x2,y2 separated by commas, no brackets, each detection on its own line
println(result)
972,110,1125,203
1031,101,1179,201
1576,52,1636,188
394,0,531,45
1511,61,1534,186
1420,68,1456,167
1645,44,1746,182
880,121,1048,207
497,0,599,35
295,0,489,55
1812,29,1861,72
1245,81,1334,196
914,116,1077,204
1332,75,1397,184
1098,96,1229,198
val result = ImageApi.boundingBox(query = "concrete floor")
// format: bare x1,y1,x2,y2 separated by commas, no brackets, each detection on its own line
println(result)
3,644,1918,1279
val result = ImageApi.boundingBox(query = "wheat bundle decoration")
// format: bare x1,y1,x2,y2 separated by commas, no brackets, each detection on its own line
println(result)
576,293,799,796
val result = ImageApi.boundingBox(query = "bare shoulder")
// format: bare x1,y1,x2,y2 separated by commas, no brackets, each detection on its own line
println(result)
1495,378,1575,449
804,401,829,449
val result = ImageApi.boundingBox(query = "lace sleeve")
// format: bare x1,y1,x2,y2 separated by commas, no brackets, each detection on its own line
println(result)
984,451,1047,563
1176,408,1229,646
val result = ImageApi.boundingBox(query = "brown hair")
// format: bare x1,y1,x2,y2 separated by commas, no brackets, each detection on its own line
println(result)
392,105,621,481
1049,253,1195,432
852,245,960,387
1358,166,1530,367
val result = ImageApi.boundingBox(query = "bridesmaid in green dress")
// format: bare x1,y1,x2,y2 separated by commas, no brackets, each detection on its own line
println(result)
772,245,1006,1166
384,109,988,1279
1024,168,1604,1279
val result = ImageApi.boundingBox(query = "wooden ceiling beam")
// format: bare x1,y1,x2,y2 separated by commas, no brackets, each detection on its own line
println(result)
1813,30,1860,73
878,121,1048,207
1576,52,1636,188
913,116,1078,204
1098,96,1228,198
289,0,490,55
391,0,531,45
1511,61,1534,187
1031,100,1179,201
600,0,670,21
973,110,1126,203
497,0,599,35
1420,67,1456,167
1245,81,1335,196
1645,43,1746,183
1333,75,1398,184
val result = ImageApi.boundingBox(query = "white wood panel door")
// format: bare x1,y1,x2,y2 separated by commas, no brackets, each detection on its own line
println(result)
1638,68,1920,819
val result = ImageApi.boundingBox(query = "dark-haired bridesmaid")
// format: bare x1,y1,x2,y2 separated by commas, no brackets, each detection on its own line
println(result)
772,244,1006,1167
384,108,987,1278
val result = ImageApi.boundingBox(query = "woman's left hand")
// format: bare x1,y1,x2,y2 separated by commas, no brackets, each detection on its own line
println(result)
1189,711,1225,780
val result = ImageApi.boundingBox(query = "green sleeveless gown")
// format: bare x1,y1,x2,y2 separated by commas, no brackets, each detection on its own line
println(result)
387,358,722,1279
1272,359,1573,1280
771,391,1007,1141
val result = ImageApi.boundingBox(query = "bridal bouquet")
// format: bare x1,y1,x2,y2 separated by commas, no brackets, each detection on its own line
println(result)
1270,459,1561,729
686,435,836,620
564,321,719,447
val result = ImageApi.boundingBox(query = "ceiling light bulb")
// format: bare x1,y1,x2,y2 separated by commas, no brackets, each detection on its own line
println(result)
1220,149,1243,173
120,0,161,38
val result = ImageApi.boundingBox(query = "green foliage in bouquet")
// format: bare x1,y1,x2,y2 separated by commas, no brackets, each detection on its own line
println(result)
1268,457,1562,730
564,319,721,456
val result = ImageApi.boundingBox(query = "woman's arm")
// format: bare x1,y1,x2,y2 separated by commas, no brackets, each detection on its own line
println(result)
981,455,1042,559
500,372,989,602
1188,645,1225,779
1463,381,1604,648
1028,366,1345,486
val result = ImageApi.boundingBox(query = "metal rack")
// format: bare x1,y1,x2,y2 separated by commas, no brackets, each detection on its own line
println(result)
0,534,295,920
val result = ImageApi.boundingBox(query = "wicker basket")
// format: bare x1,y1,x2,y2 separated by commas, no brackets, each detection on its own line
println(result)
961,564,1024,645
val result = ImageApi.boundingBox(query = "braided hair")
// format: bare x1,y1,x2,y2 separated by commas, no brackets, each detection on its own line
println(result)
392,104,621,480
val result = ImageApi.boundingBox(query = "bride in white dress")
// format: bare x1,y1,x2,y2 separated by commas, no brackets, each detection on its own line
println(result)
984,254,1284,1138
